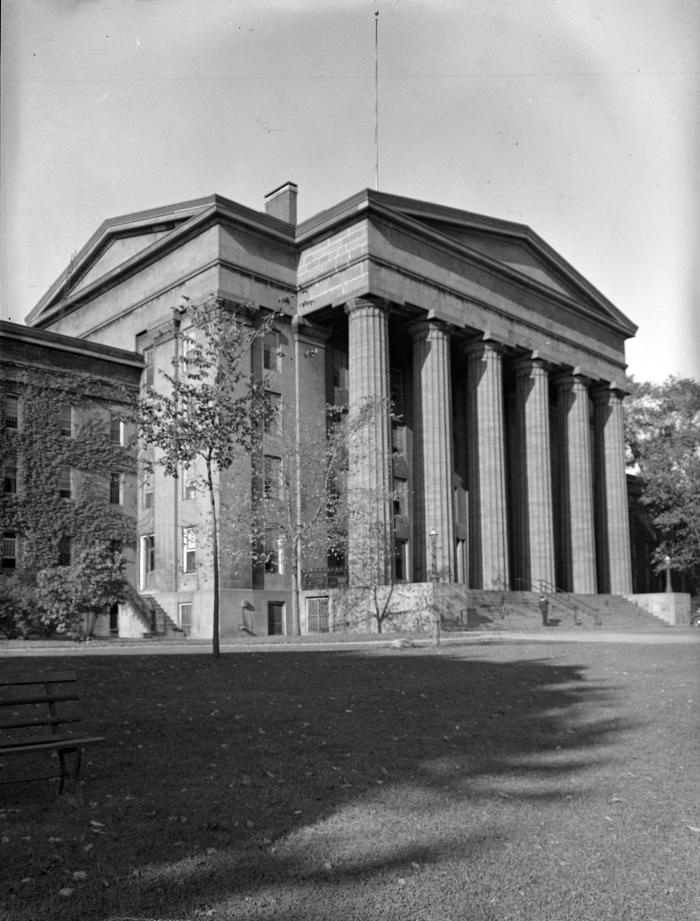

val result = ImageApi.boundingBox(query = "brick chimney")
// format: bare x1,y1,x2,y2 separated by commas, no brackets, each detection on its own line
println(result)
264,181,298,225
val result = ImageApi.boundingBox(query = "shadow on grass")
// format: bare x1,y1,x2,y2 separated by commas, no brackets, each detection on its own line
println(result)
1,648,632,920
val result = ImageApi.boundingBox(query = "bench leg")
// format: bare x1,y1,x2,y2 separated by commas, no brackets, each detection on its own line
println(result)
58,748,84,804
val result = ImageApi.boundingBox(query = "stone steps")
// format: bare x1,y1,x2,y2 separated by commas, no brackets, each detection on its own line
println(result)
438,589,670,632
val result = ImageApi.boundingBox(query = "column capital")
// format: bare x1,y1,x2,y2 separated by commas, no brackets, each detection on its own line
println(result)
344,296,390,317
512,354,552,378
407,317,451,341
463,337,507,360
590,381,629,404
553,369,593,391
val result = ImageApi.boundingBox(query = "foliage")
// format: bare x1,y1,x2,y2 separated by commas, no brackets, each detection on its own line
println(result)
0,368,136,574
135,298,275,656
253,401,353,635
624,375,700,590
0,572,41,638
34,545,126,639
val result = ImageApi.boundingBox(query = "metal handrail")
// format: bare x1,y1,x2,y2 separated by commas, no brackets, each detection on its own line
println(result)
301,568,348,590
514,577,601,625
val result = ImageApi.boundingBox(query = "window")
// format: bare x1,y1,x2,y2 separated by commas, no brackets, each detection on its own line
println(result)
143,473,154,509
332,349,348,405
58,535,71,566
109,472,123,505
182,469,197,500
182,527,196,572
263,330,281,372
4,392,18,430
143,348,154,387
3,452,17,495
393,478,408,517
59,404,73,438
263,455,282,499
392,423,407,457
58,465,72,499
390,367,405,419
110,414,125,446
394,539,408,582
143,534,155,573
264,392,282,436
2,532,17,570
264,532,284,574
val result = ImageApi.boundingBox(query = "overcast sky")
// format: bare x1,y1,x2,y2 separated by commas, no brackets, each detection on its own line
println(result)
1,0,697,382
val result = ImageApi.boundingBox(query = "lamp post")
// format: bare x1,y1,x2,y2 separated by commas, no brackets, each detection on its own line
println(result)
663,554,672,594
429,528,440,646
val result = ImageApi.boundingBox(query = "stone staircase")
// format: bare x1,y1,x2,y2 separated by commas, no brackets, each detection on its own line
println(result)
121,583,184,637
437,587,671,632
140,594,184,637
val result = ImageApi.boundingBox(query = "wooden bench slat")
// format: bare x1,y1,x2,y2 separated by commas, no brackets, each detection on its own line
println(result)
1,693,80,707
1,735,105,755
0,671,78,687
0,671,103,798
1,715,81,730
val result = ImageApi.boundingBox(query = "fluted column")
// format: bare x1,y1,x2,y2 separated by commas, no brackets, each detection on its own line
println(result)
555,373,597,593
345,298,393,585
465,340,509,589
410,319,455,581
592,385,633,594
514,357,555,591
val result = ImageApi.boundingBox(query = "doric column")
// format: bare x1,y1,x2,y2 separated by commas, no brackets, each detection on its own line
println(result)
410,319,455,581
592,385,633,594
465,340,509,590
555,373,597,593
345,298,393,585
514,356,555,591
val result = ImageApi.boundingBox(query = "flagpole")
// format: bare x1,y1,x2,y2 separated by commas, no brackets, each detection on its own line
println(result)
374,9,379,191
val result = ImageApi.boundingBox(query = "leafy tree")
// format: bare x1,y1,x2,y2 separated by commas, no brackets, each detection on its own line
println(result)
624,375,700,592
35,545,126,639
135,298,274,656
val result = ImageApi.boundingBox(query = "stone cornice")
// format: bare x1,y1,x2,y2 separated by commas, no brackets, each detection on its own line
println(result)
0,320,143,369
28,196,297,327
297,189,636,339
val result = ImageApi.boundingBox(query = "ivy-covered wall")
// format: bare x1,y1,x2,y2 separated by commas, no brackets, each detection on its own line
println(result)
1,364,138,574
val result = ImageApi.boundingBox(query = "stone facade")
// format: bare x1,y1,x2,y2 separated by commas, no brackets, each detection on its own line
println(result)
20,183,637,637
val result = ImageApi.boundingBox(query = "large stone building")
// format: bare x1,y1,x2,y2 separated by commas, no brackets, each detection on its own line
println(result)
19,183,637,636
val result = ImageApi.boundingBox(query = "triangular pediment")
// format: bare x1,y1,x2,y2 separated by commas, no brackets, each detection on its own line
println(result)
369,192,636,335
70,229,175,295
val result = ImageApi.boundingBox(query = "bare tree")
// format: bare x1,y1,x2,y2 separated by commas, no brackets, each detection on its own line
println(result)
135,298,274,657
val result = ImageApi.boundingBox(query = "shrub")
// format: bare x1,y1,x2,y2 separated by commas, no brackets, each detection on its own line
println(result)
0,573,41,638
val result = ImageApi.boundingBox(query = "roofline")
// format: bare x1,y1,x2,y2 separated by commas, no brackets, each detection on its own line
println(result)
0,320,143,369
27,194,295,326
297,189,637,337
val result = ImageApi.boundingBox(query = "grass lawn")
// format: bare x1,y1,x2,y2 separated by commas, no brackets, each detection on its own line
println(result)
1,639,698,921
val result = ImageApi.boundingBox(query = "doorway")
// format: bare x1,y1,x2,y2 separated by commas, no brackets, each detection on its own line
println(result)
267,602,285,636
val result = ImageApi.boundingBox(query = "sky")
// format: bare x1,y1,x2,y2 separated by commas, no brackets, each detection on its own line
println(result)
1,0,697,383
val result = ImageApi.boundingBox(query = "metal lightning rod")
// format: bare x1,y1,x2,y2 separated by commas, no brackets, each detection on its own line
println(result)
374,9,379,191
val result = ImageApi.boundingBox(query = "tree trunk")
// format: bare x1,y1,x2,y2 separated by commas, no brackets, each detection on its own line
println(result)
290,535,302,635
207,464,220,658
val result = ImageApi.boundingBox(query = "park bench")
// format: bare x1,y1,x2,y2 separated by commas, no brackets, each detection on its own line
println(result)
0,670,104,799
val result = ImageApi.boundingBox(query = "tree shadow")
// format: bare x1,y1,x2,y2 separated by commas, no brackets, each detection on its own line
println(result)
1,647,635,920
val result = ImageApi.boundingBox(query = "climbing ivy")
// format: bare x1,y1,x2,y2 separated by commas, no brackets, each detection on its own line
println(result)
0,366,138,575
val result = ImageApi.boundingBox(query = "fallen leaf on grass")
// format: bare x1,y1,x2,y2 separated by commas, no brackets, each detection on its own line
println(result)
686,825,700,834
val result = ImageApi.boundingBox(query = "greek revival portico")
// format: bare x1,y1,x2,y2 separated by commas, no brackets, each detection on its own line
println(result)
297,190,636,596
